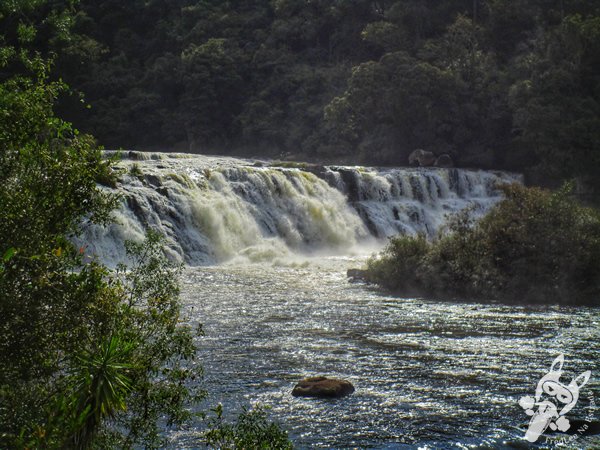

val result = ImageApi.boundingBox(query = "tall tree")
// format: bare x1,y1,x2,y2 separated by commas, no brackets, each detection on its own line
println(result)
509,14,600,192
0,2,203,447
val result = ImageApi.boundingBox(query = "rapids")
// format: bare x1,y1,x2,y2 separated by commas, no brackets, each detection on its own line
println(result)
173,257,600,449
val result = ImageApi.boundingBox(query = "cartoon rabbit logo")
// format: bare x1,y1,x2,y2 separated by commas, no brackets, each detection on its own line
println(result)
519,354,591,442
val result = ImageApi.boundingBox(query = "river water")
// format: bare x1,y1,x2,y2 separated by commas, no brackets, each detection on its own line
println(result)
85,153,599,448
176,255,600,449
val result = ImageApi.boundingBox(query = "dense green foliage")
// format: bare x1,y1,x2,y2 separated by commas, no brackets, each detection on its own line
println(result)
204,404,293,449
365,184,600,304
44,0,600,195
1,0,597,445
0,3,205,448
1,4,293,448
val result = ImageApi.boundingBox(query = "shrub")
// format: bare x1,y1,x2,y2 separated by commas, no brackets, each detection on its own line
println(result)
365,183,600,304
366,234,429,294
204,404,293,449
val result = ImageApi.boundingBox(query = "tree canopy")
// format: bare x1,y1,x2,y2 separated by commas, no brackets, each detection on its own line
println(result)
0,2,204,447
40,0,599,195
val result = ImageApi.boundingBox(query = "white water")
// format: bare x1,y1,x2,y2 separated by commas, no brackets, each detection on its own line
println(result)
79,153,521,265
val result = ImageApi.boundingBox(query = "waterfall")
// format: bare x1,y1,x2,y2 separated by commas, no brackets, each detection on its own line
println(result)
77,153,521,265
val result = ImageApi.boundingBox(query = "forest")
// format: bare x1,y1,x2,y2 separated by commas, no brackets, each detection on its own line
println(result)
6,0,597,194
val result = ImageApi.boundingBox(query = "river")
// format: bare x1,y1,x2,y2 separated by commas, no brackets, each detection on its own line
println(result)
173,256,600,449
84,153,599,448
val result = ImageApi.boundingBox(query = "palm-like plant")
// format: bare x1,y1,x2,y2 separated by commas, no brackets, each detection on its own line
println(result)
69,335,136,449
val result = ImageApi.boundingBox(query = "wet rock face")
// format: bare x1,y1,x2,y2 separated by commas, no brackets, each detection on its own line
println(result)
292,377,355,398
82,153,521,265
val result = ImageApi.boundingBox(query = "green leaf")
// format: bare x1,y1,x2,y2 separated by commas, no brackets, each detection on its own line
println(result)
2,247,16,262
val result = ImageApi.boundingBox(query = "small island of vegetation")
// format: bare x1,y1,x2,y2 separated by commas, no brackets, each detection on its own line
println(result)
364,183,600,305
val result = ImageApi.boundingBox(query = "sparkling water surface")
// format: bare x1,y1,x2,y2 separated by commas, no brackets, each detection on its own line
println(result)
174,255,600,449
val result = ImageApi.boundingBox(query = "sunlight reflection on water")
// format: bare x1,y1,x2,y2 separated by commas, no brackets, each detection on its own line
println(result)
175,255,600,449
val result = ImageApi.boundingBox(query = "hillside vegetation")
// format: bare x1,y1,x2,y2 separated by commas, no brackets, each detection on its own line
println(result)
19,0,597,194
0,2,291,447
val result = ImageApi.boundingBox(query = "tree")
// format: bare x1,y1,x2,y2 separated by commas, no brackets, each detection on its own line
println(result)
365,184,600,304
0,2,203,448
180,37,245,152
325,51,462,164
509,14,600,193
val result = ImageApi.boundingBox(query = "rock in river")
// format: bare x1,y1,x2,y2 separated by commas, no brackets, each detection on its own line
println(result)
292,376,355,398
347,268,367,281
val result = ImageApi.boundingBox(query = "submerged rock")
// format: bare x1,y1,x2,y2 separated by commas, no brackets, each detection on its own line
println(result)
292,376,355,398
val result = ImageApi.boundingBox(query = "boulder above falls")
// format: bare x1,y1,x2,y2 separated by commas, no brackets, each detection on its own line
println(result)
408,149,436,167
408,149,454,168
434,153,454,168
292,376,355,398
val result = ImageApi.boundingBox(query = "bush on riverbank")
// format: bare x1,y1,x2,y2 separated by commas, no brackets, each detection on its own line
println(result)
365,184,600,304
0,6,206,446
204,404,293,449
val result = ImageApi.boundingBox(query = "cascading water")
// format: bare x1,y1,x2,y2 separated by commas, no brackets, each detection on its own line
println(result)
79,152,521,265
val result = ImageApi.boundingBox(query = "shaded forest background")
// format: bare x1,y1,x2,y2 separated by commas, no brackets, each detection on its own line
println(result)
12,0,600,191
